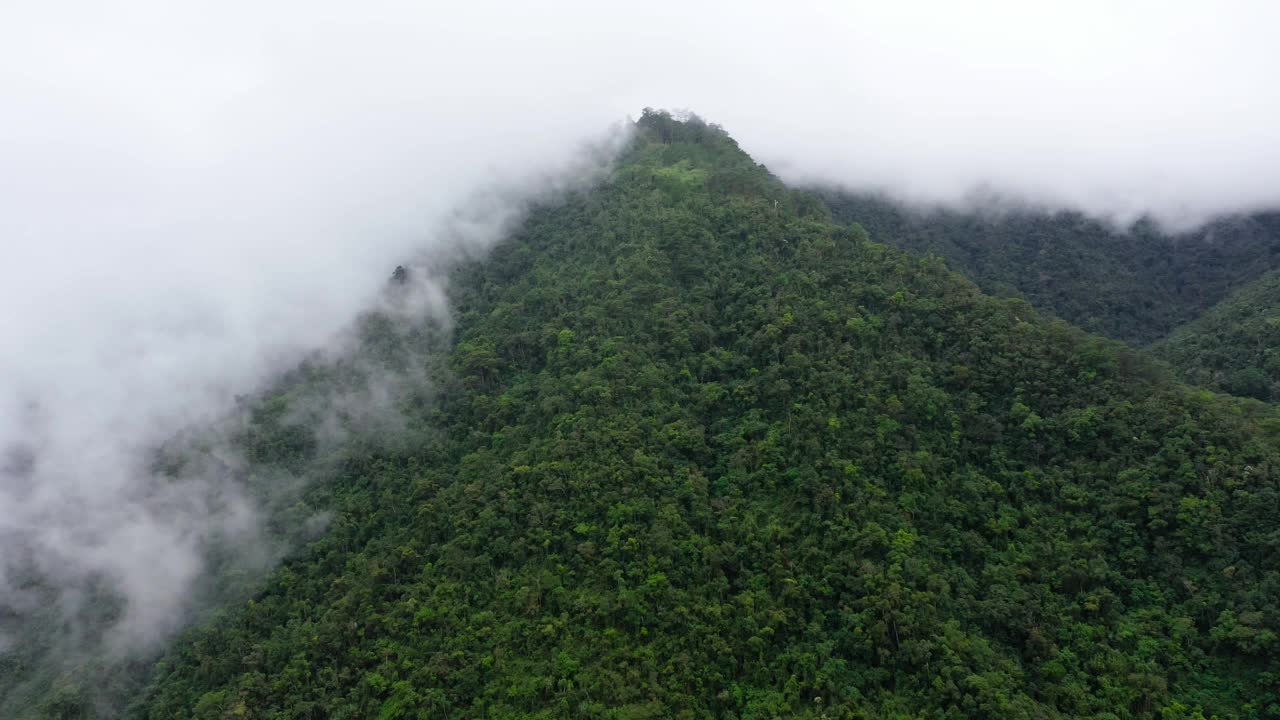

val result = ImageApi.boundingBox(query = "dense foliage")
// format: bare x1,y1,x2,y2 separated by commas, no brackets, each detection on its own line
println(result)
106,113,1280,719
1150,270,1280,401
819,193,1280,347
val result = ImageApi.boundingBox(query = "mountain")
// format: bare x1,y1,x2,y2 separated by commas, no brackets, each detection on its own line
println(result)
1150,270,1280,401
12,112,1279,718
818,192,1280,347
104,112,1280,719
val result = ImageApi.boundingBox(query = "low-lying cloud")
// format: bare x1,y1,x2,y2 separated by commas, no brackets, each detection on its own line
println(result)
1,0,1278,688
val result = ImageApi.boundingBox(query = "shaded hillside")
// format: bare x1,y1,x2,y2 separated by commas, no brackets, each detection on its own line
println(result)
1152,270,1280,401
820,192,1280,346
113,112,1280,719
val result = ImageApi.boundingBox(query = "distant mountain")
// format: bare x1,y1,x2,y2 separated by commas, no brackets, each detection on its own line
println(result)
1151,269,1280,401
818,192,1280,347
105,112,1280,719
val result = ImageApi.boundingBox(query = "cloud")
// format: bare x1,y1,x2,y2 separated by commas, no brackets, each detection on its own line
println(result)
721,1,1280,228
0,0,1277,682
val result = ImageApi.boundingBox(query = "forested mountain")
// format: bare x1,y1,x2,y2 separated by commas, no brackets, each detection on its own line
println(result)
95,113,1280,719
818,192,1280,347
1151,270,1280,401
11,113,1280,719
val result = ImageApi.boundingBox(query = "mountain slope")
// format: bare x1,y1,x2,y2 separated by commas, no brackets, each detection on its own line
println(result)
123,113,1280,719
819,192,1280,347
1151,269,1280,401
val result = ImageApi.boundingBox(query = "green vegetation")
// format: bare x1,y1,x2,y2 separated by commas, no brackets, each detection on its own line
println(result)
1151,270,1280,401
819,193,1280,347
817,193,1280,403
102,112,1280,719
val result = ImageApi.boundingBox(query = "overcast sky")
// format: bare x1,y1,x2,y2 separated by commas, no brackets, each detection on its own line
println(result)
2,0,1279,654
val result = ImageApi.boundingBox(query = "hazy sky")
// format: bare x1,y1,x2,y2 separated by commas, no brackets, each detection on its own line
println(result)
2,0,1278,655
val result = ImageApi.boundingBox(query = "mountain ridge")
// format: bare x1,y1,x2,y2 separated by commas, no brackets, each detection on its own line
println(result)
818,191,1280,348
1151,269,1280,401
